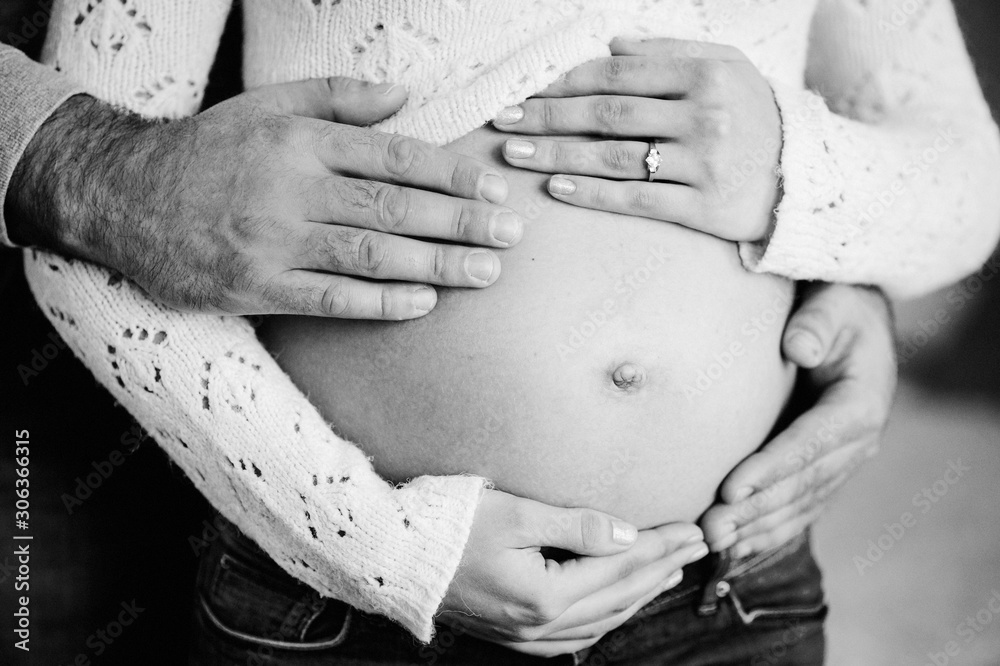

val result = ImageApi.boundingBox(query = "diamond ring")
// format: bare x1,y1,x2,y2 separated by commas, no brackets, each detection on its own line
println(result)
645,142,662,181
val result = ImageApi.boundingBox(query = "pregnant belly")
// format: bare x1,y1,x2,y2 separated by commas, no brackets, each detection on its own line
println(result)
259,127,796,527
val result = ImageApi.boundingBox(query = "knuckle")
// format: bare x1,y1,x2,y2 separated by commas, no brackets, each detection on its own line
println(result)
578,511,602,551
694,59,730,94
373,185,411,232
430,245,448,280
526,599,560,625
696,108,731,140
603,56,632,82
319,282,350,316
540,101,561,131
451,204,477,240
602,144,633,172
629,185,656,212
383,135,425,178
593,97,630,130
352,230,390,275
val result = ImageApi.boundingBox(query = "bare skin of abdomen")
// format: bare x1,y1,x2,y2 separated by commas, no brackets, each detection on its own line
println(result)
259,127,796,529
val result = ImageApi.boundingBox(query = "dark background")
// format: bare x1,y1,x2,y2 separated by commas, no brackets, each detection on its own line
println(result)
1,2,998,664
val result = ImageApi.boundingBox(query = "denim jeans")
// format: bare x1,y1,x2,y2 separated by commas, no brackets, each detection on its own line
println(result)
190,516,827,665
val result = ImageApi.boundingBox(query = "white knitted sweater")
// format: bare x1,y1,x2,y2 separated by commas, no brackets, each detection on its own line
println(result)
22,0,1000,642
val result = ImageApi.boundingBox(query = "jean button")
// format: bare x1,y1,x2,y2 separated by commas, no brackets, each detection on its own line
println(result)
716,580,731,598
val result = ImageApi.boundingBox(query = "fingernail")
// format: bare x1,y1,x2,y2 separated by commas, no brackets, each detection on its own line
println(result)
376,82,402,96
548,176,576,195
662,569,683,590
491,213,523,245
686,543,710,562
465,252,497,283
732,542,752,559
494,105,524,125
785,331,821,365
733,487,753,503
612,520,638,545
504,139,536,159
412,287,436,313
685,530,705,544
480,174,508,204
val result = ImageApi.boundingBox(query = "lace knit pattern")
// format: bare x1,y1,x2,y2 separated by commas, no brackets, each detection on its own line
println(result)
21,0,1000,642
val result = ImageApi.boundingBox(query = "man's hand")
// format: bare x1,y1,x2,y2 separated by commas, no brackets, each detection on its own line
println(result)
701,284,897,557
6,79,525,318
440,490,708,657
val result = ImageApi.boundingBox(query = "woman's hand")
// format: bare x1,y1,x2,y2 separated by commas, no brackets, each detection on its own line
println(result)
493,37,782,242
439,490,708,657
701,284,898,557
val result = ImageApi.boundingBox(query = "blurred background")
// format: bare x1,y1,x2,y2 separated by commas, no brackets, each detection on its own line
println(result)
1,1,997,664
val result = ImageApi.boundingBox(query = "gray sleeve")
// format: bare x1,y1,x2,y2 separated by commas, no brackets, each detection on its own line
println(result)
0,45,84,247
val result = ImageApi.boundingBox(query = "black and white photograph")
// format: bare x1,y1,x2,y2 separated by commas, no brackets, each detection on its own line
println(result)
2,0,999,664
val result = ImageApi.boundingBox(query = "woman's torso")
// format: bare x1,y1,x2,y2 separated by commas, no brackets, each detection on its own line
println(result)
255,0,809,527
260,127,796,527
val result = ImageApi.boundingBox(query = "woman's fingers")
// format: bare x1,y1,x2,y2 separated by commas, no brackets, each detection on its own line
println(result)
298,225,501,287
502,138,695,184
304,177,524,248
537,55,697,98
267,272,438,319
544,174,699,226
546,522,703,603
541,542,705,640
494,96,693,138
514,502,643,556
609,37,748,62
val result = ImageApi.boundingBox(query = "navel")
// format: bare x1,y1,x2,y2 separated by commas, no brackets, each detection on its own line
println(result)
611,362,646,390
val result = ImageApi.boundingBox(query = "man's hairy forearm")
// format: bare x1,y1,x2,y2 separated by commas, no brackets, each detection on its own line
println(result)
5,94,162,265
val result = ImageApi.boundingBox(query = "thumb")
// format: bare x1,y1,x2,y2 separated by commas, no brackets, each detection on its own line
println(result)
521,501,639,556
782,284,854,369
246,77,407,125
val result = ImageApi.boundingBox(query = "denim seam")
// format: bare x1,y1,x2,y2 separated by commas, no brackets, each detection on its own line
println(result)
199,593,353,651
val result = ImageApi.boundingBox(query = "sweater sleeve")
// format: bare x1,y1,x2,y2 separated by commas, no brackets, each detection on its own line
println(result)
0,45,84,246
25,0,486,642
739,0,1000,300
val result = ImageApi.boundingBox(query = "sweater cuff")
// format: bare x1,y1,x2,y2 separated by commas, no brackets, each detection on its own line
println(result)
738,79,851,281
0,47,85,247
390,474,488,642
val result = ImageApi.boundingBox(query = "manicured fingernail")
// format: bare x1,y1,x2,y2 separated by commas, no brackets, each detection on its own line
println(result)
374,82,402,96
687,543,710,562
412,287,436,313
612,520,638,545
548,176,576,195
685,530,705,544
663,570,683,590
733,487,753,503
480,174,508,204
785,331,821,365
491,213,523,245
494,105,524,125
504,139,535,159
465,252,497,283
